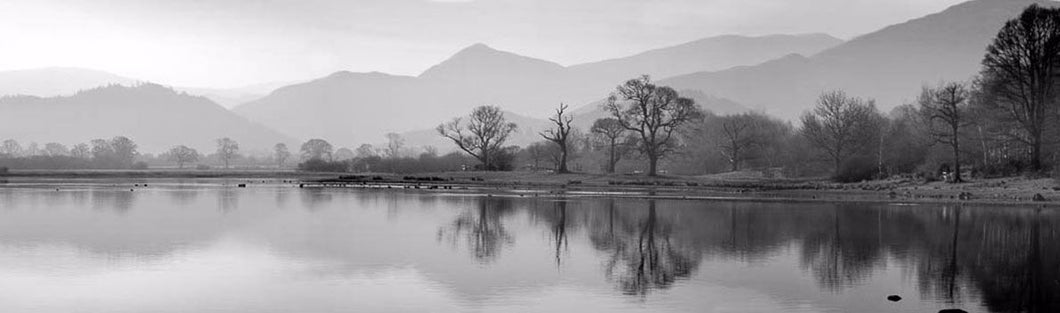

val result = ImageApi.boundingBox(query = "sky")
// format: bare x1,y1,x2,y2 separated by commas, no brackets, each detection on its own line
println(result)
0,0,969,88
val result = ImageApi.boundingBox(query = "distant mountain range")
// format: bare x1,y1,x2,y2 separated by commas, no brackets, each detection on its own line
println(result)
0,67,288,109
0,84,294,153
662,0,1057,118
0,0,1048,153
235,34,839,146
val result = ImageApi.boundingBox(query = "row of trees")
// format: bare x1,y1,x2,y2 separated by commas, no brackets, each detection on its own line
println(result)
430,5,1060,182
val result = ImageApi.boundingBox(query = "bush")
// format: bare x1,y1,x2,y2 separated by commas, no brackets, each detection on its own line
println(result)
0,167,7,174
195,164,211,170
834,157,877,183
131,161,149,170
298,158,349,172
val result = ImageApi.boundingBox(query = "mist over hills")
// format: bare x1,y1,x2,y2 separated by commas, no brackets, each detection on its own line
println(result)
0,84,294,153
662,0,1056,119
235,34,839,146
0,68,139,97
0,0,1045,153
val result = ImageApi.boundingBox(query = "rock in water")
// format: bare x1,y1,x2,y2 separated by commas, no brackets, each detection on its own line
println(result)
886,295,901,302
939,309,968,313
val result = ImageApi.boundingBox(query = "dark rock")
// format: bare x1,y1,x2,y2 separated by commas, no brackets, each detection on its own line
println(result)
1033,193,1047,202
886,295,901,302
237,184,246,188
939,309,968,313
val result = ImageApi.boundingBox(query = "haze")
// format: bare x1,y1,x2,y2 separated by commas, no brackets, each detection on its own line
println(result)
0,0,965,88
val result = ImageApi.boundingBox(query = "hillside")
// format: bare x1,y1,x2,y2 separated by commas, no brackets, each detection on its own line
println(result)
236,34,834,146
662,0,1056,119
0,84,294,153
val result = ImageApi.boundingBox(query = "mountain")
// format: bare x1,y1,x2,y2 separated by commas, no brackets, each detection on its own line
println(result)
0,84,295,153
179,80,303,109
662,0,1056,119
569,34,842,85
234,71,428,146
0,67,139,97
237,34,835,146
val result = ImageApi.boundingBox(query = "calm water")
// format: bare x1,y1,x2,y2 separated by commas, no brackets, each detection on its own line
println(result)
0,180,1057,313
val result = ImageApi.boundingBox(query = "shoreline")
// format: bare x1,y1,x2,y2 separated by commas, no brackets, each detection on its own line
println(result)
3,169,1060,207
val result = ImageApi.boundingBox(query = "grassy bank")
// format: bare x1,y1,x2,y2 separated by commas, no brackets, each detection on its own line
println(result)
3,169,1060,206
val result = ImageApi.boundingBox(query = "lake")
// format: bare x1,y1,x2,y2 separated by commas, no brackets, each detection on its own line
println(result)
0,180,1056,312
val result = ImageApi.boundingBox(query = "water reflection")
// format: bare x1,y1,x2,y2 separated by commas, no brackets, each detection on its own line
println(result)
0,185,1057,312
598,200,699,295
437,197,514,263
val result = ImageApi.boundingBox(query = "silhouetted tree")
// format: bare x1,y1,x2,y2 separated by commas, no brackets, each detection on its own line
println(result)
216,137,240,169
713,113,768,172
591,117,629,173
605,76,702,176
980,4,1060,171
43,143,68,156
437,105,518,171
273,143,291,167
334,147,355,161
385,133,405,159
800,90,880,174
540,103,574,173
70,143,90,159
300,138,333,161
166,145,199,168
0,139,21,157
919,82,971,182
109,136,138,167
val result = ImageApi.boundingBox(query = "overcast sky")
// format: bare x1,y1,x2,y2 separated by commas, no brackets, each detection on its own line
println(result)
0,0,968,88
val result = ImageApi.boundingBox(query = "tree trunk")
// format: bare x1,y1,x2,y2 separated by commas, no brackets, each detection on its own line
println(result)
557,144,568,173
1031,133,1043,172
952,134,963,183
608,139,617,174
648,154,659,177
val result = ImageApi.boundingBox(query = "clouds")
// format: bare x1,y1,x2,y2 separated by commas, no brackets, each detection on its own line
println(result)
0,0,968,87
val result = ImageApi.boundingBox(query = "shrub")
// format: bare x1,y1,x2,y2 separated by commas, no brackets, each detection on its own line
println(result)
834,157,877,183
0,167,7,174
298,158,349,172
195,164,211,170
131,161,149,170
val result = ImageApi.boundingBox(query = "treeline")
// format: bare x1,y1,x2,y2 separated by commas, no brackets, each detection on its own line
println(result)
432,5,1060,182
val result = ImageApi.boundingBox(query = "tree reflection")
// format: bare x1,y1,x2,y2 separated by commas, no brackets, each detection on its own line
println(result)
799,205,882,292
437,197,514,263
598,200,699,295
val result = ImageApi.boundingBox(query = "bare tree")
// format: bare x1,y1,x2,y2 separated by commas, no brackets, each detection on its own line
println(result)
43,143,69,156
300,139,333,161
605,75,702,176
167,145,199,169
712,113,766,172
540,103,574,173
355,144,377,159
70,143,90,159
799,90,879,173
385,133,405,159
109,136,138,166
437,105,518,171
590,117,629,173
980,4,1060,171
0,139,20,157
919,82,970,182
216,137,240,169
273,143,291,168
